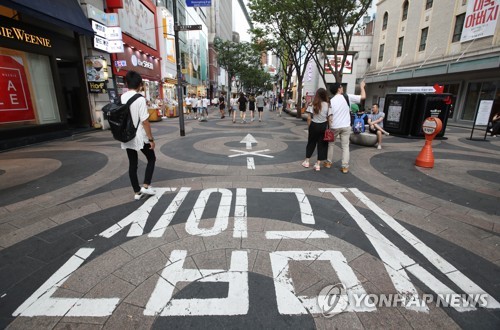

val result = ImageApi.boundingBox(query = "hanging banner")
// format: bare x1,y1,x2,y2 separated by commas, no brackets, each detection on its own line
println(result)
461,0,499,42
0,54,35,123
325,55,353,74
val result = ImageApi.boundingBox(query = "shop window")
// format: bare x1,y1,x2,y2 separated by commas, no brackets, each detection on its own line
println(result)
378,44,385,62
0,48,60,128
382,12,388,30
452,13,465,43
461,81,500,121
402,1,409,21
419,27,428,51
397,37,404,57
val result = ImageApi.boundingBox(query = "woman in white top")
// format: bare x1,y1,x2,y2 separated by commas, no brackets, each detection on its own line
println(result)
302,88,332,171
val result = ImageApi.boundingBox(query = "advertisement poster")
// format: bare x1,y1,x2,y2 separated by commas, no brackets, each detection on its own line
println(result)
461,0,499,42
85,56,108,82
0,54,35,123
118,0,156,49
325,55,353,74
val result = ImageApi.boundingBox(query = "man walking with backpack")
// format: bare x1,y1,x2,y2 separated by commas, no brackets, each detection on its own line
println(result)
121,71,157,200
324,81,366,173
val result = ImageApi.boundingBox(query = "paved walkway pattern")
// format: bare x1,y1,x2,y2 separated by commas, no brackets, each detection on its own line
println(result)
0,110,499,329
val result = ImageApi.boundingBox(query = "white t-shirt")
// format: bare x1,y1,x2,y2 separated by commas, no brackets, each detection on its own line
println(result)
306,101,331,123
330,94,361,129
203,98,210,107
185,97,192,105
120,90,149,151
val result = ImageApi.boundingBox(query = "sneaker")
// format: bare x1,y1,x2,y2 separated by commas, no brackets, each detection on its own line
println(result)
301,161,310,168
221,116,225,119
251,118,254,122
140,186,156,195
134,192,145,200
384,132,390,136
323,160,332,168
377,145,382,150
340,167,349,174
313,164,320,171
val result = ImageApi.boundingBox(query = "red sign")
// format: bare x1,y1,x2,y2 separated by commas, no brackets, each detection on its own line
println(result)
0,55,35,123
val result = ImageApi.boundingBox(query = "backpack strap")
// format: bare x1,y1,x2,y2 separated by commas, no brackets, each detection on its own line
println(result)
127,93,143,130
342,93,350,107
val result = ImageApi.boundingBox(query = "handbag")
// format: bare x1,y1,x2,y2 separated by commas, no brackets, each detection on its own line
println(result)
324,128,335,142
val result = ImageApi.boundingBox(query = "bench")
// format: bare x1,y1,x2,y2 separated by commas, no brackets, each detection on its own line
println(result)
349,132,377,146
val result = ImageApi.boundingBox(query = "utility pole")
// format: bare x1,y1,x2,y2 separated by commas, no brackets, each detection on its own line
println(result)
173,0,185,136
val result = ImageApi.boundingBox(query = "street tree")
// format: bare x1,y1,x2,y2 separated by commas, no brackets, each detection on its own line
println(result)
305,0,372,86
213,37,263,93
249,0,320,117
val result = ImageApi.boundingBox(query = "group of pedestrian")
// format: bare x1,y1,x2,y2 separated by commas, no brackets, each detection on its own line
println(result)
184,94,210,121
303,80,388,173
217,91,267,123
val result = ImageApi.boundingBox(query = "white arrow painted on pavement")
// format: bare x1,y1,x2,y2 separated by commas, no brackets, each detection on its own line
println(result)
240,134,258,150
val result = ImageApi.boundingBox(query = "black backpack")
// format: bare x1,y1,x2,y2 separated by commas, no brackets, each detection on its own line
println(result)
102,94,143,142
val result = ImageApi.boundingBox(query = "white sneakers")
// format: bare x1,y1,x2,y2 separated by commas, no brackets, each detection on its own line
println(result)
140,186,156,195
135,186,155,200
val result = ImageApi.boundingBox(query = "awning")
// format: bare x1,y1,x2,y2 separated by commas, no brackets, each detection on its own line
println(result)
2,0,94,36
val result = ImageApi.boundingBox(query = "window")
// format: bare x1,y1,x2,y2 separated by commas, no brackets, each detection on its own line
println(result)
452,13,465,42
461,81,499,121
402,1,409,21
382,12,388,30
419,27,428,51
378,44,385,62
397,37,404,57
425,0,433,10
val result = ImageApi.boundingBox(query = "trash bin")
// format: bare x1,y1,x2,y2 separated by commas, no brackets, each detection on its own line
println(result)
383,93,452,138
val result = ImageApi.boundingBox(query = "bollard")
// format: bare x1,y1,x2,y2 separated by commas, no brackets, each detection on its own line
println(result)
415,117,442,168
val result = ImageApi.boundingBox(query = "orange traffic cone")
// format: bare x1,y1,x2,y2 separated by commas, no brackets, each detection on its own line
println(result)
415,117,442,168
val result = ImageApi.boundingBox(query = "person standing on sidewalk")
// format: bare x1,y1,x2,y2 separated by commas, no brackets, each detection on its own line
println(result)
325,81,366,173
255,91,266,122
237,92,248,123
219,92,226,119
248,93,256,122
302,88,331,171
121,71,156,200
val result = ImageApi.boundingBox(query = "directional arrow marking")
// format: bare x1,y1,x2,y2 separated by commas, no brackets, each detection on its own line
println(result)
228,149,274,158
240,134,258,150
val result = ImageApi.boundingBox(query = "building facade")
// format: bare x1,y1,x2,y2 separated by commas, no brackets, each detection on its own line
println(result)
365,0,500,125
0,0,94,150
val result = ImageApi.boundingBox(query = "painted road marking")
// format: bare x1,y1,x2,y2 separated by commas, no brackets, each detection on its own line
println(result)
16,187,499,318
145,250,249,316
240,133,257,150
228,149,274,158
99,188,176,238
263,188,315,224
350,188,500,309
13,248,119,317
247,157,255,169
270,250,375,314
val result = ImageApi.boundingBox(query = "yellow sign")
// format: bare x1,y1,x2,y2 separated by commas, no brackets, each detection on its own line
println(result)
0,26,51,48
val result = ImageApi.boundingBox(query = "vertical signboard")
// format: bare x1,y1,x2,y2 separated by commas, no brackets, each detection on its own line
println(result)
461,0,499,42
0,55,35,123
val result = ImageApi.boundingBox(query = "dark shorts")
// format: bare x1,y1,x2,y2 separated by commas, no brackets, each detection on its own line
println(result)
257,107,264,112
219,105,225,110
239,108,246,112
369,127,378,134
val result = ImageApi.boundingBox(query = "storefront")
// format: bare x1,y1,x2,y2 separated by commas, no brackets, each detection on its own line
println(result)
0,3,94,150
111,0,161,107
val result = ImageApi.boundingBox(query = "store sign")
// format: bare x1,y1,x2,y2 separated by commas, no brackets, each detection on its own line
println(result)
114,60,127,67
108,40,124,53
88,81,107,93
186,0,211,7
91,20,107,38
0,55,35,123
325,55,353,74
138,59,153,70
0,25,51,48
461,0,499,42
106,27,122,40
